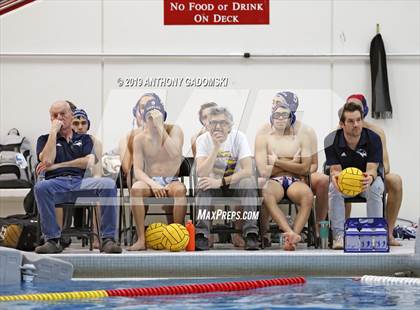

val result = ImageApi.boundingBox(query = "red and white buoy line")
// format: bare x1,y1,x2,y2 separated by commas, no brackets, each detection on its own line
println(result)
0,277,306,302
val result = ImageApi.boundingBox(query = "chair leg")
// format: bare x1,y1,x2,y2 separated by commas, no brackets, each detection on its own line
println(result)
118,205,122,244
36,212,42,246
122,205,127,246
93,206,101,250
259,206,265,250
307,208,318,248
88,207,93,251
81,207,86,247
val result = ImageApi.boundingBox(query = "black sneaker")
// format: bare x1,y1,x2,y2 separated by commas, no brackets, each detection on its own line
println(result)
245,233,259,251
60,236,72,249
35,240,63,254
100,238,122,254
262,236,272,248
195,234,209,251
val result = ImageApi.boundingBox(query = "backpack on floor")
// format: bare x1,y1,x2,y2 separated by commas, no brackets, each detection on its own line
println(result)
0,214,39,251
0,128,34,188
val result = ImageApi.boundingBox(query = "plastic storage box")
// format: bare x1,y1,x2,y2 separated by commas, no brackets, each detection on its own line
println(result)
344,218,389,252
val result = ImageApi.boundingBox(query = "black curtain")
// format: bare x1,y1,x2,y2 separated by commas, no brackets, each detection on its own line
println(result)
370,33,393,119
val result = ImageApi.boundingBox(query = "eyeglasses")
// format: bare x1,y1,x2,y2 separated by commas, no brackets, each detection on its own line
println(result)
272,112,290,120
72,120,88,127
209,120,230,128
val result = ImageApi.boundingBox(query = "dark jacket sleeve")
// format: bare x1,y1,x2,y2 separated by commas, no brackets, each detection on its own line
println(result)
36,135,48,162
367,131,383,164
324,131,339,166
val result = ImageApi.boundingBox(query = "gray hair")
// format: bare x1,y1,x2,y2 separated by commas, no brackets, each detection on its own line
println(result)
209,106,234,126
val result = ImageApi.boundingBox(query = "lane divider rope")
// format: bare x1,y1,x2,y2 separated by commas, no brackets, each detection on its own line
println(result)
361,275,420,286
0,277,306,301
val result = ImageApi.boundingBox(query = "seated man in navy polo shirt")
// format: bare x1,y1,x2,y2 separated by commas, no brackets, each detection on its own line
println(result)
34,101,121,254
324,101,384,249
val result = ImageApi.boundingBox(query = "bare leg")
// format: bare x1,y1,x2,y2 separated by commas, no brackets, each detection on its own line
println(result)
167,181,187,224
385,173,403,246
262,181,291,231
262,180,298,250
128,181,152,251
312,173,329,223
286,182,313,249
162,205,174,224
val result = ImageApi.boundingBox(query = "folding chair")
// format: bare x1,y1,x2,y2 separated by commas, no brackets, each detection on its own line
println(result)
323,162,387,216
260,174,318,249
323,162,387,247
191,157,261,245
117,169,130,245
58,191,101,251
126,157,194,245
33,164,102,251
34,190,101,251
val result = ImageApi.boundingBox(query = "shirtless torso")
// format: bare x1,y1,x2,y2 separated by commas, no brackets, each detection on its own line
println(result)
134,124,183,178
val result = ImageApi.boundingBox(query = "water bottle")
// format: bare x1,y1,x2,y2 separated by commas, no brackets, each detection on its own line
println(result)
345,234,361,251
186,220,195,251
38,171,46,182
15,153,27,169
375,235,388,250
319,220,329,249
360,235,373,250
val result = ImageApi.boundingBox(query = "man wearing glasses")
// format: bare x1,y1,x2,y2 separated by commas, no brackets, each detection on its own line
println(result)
195,106,259,251
255,92,313,251
34,101,121,254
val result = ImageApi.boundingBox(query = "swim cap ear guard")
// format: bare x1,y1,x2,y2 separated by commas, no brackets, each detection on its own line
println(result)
132,105,139,118
132,92,162,118
290,113,296,126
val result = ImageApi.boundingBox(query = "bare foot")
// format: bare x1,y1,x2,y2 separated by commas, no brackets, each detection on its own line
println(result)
283,242,296,251
127,240,146,251
389,236,402,246
283,231,302,251
232,233,245,247
93,239,100,250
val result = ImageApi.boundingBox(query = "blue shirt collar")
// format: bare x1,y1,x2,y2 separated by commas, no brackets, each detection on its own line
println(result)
56,130,83,142
338,128,368,148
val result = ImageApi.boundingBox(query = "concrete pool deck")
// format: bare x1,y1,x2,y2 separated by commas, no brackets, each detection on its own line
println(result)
46,240,420,278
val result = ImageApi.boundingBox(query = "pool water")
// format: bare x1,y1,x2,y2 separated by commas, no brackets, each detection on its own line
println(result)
0,277,419,309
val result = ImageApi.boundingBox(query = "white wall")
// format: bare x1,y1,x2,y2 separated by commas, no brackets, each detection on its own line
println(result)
1,0,419,221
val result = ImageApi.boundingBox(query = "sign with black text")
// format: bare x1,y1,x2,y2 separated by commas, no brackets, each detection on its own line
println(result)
164,0,270,25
